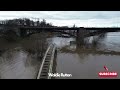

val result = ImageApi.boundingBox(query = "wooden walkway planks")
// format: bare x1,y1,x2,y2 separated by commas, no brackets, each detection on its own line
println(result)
37,44,57,79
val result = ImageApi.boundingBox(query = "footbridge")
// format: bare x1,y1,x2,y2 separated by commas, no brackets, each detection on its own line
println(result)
37,44,57,79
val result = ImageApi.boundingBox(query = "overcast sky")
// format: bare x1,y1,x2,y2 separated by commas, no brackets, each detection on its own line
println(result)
0,11,120,27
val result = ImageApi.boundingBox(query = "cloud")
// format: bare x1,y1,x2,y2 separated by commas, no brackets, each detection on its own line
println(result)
0,11,120,27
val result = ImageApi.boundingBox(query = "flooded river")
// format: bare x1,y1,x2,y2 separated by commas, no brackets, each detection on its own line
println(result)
49,32,120,79
0,32,120,79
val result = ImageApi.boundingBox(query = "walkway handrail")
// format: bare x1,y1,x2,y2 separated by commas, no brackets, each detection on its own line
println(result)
37,44,52,79
48,44,56,79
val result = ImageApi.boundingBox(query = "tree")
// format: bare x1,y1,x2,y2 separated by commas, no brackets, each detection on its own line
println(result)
25,18,31,26
40,19,46,27
73,24,76,28
2,18,54,27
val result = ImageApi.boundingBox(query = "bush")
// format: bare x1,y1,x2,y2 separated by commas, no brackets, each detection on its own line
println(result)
4,30,18,42
22,32,48,59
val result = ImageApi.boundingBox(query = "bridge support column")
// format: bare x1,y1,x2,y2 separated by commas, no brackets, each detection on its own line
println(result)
76,27,85,46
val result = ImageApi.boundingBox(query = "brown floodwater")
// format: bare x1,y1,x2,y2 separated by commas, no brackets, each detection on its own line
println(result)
0,33,44,79
0,47,41,79
49,32,120,79
0,32,120,79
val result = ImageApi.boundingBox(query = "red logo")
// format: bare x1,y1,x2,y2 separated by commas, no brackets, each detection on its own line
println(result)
98,66,118,78
104,66,108,71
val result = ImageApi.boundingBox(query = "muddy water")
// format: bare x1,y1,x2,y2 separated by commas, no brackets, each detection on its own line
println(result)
0,32,120,79
0,47,41,79
49,32,120,79
0,48,40,79
0,33,47,79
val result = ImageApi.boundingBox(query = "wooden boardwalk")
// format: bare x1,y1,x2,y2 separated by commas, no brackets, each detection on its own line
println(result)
37,44,57,79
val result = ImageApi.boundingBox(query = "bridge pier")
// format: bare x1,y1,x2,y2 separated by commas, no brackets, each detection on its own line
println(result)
76,27,86,46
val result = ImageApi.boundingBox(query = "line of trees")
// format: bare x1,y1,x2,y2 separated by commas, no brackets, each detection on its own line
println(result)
0,18,77,28
0,18,78,28
0,18,54,27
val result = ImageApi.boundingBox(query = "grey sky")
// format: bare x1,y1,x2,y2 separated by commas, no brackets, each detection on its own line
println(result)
0,11,120,27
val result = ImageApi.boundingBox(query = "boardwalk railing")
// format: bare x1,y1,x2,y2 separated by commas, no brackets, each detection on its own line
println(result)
37,44,57,79
48,45,56,79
